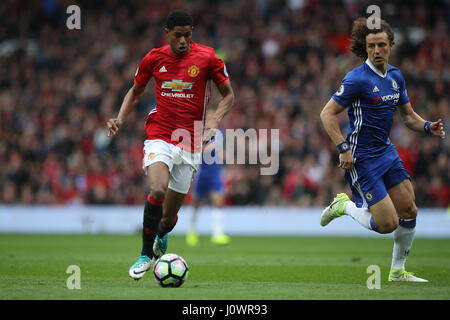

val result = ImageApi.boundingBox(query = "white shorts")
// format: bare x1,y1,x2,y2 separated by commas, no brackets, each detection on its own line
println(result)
142,139,201,194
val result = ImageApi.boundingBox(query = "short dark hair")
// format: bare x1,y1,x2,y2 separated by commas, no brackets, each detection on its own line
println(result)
165,10,194,30
350,17,395,60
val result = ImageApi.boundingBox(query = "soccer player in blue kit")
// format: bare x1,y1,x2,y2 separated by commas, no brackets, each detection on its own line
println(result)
186,114,231,246
320,17,445,282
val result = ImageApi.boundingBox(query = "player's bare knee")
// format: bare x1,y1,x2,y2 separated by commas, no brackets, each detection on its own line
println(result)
405,202,418,219
378,219,398,234
150,185,167,201
397,202,418,220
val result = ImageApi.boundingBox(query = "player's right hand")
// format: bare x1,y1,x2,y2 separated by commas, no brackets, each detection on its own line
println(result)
338,151,353,170
106,118,122,137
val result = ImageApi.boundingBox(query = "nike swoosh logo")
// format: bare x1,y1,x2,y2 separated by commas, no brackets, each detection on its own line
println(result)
133,269,147,275
329,199,340,209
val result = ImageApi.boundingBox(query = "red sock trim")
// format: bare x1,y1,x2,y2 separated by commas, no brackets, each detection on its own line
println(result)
147,194,164,206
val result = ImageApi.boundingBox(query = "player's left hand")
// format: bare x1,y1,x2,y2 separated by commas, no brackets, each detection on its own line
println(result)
202,118,219,146
430,119,445,139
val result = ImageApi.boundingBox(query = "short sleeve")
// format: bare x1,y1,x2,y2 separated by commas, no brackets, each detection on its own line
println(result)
397,73,410,106
134,52,153,88
209,51,229,85
332,73,360,108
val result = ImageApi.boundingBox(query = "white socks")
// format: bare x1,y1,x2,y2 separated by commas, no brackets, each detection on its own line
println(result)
189,208,226,237
212,209,225,237
344,201,374,231
188,208,199,233
344,200,417,270
391,220,416,270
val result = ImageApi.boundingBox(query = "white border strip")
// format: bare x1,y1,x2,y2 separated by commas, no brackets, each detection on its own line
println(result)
0,206,448,238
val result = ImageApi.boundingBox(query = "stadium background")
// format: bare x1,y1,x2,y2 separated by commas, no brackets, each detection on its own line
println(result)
0,0,448,208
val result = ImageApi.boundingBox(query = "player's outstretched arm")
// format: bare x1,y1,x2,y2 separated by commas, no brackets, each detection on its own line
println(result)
203,81,235,144
107,84,145,137
397,102,445,139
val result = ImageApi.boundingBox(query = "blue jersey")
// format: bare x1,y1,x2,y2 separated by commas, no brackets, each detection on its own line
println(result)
199,146,221,172
193,160,223,200
193,133,224,200
332,59,410,161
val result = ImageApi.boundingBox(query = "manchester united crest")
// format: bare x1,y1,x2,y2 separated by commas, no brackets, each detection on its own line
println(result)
188,65,200,77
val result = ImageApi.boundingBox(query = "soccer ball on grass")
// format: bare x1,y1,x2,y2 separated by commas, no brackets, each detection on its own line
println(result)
153,253,188,287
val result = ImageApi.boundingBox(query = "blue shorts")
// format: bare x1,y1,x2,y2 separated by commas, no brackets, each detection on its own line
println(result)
193,166,224,200
345,147,410,208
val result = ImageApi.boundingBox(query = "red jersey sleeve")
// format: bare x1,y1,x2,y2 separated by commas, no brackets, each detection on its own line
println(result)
134,51,154,88
209,50,229,85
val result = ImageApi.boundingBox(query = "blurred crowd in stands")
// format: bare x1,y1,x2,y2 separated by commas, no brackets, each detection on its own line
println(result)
0,0,449,207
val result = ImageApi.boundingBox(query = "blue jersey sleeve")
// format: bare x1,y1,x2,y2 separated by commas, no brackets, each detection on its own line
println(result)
332,72,361,108
397,72,410,106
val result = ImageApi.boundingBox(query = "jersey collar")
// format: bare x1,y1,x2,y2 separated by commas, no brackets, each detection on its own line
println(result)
365,58,387,78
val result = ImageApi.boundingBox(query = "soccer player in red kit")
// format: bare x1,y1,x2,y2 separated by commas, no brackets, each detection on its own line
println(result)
106,10,235,280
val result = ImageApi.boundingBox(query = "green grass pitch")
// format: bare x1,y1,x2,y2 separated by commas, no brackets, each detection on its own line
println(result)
0,234,449,300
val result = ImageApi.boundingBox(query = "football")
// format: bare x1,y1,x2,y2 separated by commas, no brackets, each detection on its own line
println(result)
153,253,189,287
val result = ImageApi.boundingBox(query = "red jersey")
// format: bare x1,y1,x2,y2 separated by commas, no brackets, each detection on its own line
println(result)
134,41,229,152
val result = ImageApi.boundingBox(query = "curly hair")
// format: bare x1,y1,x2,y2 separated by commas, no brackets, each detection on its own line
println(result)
350,17,395,60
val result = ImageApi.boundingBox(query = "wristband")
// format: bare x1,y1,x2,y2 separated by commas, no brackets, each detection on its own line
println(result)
424,121,432,135
337,141,350,153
